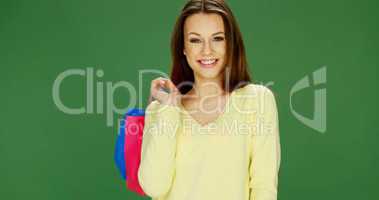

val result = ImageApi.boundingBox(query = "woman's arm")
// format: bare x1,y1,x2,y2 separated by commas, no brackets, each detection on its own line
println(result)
249,86,281,200
138,100,181,198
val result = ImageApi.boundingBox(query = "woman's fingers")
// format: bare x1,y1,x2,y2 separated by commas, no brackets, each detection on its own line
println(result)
167,80,179,93
150,77,181,106
159,78,178,94
151,78,165,95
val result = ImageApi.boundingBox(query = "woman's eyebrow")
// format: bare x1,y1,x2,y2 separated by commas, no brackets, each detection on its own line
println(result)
188,32,200,36
187,31,225,36
212,31,225,36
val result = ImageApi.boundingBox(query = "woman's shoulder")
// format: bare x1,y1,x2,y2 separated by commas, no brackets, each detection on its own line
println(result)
232,83,276,111
233,83,273,97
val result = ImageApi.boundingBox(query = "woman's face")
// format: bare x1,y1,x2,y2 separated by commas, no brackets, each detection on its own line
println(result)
183,13,227,81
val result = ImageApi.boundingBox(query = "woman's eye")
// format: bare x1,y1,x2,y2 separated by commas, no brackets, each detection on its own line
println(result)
213,36,225,41
189,38,201,43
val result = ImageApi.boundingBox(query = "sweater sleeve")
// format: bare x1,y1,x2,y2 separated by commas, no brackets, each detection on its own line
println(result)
249,86,281,200
138,100,181,199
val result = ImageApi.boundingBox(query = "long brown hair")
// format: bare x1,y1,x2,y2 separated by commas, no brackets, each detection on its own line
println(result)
170,0,252,95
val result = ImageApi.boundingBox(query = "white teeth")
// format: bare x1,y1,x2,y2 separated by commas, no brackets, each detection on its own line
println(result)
200,59,216,65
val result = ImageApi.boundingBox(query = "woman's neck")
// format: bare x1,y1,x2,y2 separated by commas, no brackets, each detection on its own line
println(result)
190,77,226,99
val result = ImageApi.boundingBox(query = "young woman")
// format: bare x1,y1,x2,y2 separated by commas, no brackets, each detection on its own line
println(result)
138,0,281,200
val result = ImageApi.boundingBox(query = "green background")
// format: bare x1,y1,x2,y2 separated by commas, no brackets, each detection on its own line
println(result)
1,0,378,199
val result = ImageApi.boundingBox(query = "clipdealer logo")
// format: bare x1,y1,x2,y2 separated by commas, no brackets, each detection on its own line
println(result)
52,66,327,133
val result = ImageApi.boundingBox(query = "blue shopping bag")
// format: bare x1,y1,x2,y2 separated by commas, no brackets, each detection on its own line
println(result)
114,108,146,180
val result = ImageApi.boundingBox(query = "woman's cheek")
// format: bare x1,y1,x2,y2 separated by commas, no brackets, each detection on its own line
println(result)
213,42,226,55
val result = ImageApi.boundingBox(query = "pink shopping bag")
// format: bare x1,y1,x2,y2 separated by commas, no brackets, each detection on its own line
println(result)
124,109,146,196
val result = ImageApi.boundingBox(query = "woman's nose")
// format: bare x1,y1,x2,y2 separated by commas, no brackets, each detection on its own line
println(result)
201,40,212,55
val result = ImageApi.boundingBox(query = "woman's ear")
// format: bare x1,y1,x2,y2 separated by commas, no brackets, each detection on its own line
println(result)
183,48,186,56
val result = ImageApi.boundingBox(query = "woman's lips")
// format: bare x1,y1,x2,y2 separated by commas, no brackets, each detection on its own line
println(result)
197,58,218,68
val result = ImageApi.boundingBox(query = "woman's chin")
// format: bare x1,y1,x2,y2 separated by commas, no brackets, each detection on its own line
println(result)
195,67,224,79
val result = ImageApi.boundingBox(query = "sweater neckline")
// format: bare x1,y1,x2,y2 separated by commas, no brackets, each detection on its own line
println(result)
178,88,240,128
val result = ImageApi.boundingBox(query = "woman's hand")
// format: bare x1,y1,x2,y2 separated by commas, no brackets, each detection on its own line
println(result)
150,77,181,106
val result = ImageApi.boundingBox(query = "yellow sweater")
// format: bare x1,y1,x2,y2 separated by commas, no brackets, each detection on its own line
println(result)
138,83,281,200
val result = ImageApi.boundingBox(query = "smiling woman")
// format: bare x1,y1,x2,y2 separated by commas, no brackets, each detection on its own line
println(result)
138,1,281,200
170,0,251,95
184,13,226,75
